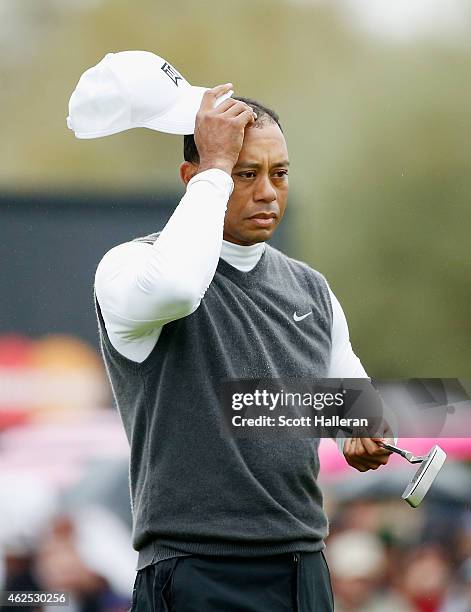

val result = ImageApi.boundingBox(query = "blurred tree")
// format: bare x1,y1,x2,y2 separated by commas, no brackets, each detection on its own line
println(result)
1,0,470,376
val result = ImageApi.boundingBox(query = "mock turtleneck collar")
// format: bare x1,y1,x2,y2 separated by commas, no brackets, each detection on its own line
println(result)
220,240,265,272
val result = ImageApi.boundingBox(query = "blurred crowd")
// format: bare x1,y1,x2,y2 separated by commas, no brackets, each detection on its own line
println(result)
1,469,471,612
325,498,471,611
0,461,136,612
1,332,471,611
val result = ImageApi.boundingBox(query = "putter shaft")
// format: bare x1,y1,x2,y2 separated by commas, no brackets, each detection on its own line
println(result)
379,441,427,464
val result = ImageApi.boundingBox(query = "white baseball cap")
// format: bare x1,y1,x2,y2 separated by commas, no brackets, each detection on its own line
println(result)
67,51,232,138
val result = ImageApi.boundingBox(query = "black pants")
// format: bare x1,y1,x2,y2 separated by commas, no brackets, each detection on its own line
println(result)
130,552,334,612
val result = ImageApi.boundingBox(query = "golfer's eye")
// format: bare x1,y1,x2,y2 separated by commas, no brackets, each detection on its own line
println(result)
273,169,289,178
237,171,256,179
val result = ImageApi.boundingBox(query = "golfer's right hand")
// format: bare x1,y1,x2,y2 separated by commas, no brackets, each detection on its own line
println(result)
343,436,393,472
195,83,256,175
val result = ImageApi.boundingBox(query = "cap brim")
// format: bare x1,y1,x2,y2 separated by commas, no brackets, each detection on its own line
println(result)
139,85,208,135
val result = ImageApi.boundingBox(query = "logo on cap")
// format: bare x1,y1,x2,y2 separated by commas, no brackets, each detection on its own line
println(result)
161,62,183,86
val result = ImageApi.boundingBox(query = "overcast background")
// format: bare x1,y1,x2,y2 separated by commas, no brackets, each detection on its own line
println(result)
2,0,471,376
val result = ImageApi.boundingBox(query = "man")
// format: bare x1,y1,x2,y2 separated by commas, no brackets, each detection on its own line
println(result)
94,83,393,611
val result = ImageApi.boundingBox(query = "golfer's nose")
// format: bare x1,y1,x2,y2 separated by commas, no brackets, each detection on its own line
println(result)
254,174,277,203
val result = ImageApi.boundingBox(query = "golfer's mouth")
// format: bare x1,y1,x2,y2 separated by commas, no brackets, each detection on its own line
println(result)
247,212,277,228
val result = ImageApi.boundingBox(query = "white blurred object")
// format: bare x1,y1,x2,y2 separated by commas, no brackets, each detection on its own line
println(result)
0,474,58,555
338,0,470,43
327,530,386,579
73,506,137,598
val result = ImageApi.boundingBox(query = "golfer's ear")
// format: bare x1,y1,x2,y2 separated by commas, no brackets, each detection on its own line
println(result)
180,161,199,185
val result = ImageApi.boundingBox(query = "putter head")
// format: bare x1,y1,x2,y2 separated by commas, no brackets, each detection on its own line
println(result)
402,445,447,507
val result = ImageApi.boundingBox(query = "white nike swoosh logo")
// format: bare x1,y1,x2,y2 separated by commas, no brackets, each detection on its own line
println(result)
293,311,312,322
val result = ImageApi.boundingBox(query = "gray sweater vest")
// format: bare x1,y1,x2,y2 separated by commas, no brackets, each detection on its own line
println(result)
94,234,333,569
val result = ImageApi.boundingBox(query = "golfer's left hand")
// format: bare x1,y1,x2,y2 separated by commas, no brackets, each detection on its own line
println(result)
343,436,393,472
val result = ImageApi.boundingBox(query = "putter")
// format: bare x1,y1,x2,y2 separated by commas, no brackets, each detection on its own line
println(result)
379,442,447,507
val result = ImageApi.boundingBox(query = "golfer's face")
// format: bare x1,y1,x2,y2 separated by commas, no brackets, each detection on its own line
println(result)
223,123,289,246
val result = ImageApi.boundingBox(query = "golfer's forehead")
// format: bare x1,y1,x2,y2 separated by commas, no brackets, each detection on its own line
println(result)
237,124,288,166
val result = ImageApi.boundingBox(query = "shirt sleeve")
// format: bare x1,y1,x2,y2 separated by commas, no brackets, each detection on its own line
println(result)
326,286,367,454
94,168,233,363
327,287,369,379
326,285,398,453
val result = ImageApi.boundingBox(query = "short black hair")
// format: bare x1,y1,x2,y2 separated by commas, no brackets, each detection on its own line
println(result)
183,96,283,164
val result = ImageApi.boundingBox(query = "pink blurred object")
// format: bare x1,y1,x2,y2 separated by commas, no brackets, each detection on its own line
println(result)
0,334,34,428
0,333,33,367
0,410,129,490
319,437,471,478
